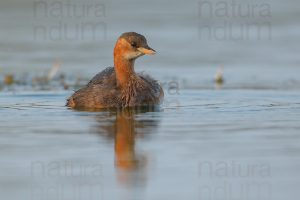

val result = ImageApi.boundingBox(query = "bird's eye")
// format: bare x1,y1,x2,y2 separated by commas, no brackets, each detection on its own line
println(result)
131,42,137,48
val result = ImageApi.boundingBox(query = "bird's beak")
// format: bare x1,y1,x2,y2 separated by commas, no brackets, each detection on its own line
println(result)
137,45,156,55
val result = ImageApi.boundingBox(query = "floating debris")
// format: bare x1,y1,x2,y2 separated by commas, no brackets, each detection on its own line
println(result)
4,74,14,85
0,61,101,91
47,60,61,81
214,66,224,89
215,66,224,84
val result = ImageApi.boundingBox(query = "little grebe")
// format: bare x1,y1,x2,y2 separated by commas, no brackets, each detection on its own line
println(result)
66,32,164,109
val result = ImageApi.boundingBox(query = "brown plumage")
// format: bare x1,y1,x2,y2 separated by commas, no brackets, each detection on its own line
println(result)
66,32,164,109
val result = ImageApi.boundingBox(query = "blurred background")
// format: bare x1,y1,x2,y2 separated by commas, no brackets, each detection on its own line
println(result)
0,0,300,90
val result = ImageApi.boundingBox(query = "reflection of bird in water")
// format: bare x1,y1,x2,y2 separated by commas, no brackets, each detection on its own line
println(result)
215,66,224,89
91,107,160,188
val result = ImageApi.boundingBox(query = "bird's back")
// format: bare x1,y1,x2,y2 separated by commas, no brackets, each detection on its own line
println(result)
87,67,116,86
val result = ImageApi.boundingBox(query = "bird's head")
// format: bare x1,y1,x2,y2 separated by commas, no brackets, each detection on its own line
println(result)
114,32,156,61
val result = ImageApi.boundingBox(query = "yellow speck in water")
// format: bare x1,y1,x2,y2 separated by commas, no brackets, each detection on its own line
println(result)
214,66,224,89
4,74,14,85
215,67,224,83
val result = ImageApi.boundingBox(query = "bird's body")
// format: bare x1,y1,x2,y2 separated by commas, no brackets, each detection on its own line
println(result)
67,32,163,109
67,67,163,108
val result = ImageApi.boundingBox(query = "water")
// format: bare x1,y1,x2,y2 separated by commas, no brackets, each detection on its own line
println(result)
1,90,300,200
1,0,300,199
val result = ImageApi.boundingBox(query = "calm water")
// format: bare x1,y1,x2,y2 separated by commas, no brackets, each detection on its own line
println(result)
1,0,300,199
1,90,300,200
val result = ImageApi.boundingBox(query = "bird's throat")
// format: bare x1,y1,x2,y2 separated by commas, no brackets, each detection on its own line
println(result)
114,55,136,88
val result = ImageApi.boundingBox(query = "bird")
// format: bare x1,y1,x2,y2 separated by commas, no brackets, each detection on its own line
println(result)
66,32,164,109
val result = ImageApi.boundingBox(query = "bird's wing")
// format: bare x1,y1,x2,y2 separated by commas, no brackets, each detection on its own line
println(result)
87,67,115,86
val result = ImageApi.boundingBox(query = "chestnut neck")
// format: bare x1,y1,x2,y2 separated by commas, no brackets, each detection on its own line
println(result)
114,42,136,88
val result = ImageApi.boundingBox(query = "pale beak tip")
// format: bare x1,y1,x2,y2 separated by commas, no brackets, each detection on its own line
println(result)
138,47,156,55
150,50,156,55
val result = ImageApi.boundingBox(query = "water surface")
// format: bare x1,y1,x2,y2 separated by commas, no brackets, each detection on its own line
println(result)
1,90,300,200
